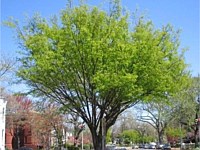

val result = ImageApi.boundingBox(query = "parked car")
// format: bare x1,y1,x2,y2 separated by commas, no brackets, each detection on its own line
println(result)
149,142,156,149
132,144,139,149
106,145,116,150
149,144,156,149
156,144,164,149
144,144,150,149
115,147,127,150
139,144,144,148
162,143,171,150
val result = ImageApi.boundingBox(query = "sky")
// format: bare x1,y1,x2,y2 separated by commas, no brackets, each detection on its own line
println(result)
0,0,200,92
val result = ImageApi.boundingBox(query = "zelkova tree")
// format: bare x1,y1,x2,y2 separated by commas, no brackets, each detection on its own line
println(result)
7,1,189,149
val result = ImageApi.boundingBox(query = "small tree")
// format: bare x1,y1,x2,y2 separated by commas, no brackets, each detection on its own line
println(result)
165,127,186,144
120,130,140,145
31,102,66,150
0,56,15,80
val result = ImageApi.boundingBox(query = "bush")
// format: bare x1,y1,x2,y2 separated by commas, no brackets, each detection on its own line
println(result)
83,144,91,150
65,144,79,150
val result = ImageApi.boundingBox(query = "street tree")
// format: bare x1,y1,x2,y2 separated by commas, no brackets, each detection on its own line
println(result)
31,102,68,150
6,1,189,149
165,127,186,144
43,104,65,149
165,76,199,145
0,56,16,92
119,130,140,145
0,56,15,80
136,77,196,144
192,76,200,146
136,101,170,144
176,76,200,146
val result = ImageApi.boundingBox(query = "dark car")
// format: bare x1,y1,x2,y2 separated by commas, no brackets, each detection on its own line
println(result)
139,144,144,148
162,143,171,150
115,148,127,150
106,145,116,150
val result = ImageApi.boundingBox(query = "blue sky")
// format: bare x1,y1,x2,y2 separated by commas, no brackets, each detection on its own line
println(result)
1,0,199,79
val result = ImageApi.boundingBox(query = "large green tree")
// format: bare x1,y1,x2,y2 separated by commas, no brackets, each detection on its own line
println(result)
7,1,189,149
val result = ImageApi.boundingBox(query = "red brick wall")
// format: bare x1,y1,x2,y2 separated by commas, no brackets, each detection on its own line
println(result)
5,125,38,150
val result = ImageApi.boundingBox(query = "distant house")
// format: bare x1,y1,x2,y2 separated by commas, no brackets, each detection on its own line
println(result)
5,111,74,150
0,97,7,150
4,96,92,150
5,123,39,150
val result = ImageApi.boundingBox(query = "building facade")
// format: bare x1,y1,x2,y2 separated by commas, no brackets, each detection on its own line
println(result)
5,124,38,150
0,97,7,150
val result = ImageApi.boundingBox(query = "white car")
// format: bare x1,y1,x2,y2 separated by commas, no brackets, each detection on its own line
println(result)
149,142,156,149
132,144,139,149
149,144,156,149
144,144,150,149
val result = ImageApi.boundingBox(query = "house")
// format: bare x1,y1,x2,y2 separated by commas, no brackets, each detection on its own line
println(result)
0,97,7,150
5,123,39,150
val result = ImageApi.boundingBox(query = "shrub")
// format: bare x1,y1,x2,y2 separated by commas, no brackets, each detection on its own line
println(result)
65,144,79,150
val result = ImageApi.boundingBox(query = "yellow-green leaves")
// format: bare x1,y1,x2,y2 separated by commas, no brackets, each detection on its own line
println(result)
6,2,190,149
9,0,189,119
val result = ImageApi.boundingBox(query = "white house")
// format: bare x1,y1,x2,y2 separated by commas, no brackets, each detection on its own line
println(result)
0,97,7,150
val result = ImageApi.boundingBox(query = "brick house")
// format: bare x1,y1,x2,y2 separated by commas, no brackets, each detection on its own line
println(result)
5,123,40,150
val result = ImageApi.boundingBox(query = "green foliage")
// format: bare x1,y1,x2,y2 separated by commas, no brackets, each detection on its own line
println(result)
83,144,92,150
11,1,188,104
120,129,155,144
142,135,155,143
65,144,79,150
5,0,190,149
165,127,186,138
106,128,112,143
120,130,140,144
167,76,199,131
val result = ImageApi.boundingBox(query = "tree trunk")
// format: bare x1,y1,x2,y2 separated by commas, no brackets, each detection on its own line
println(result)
157,130,163,144
57,135,62,150
83,108,120,150
17,126,20,149
89,121,107,150
91,131,103,150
